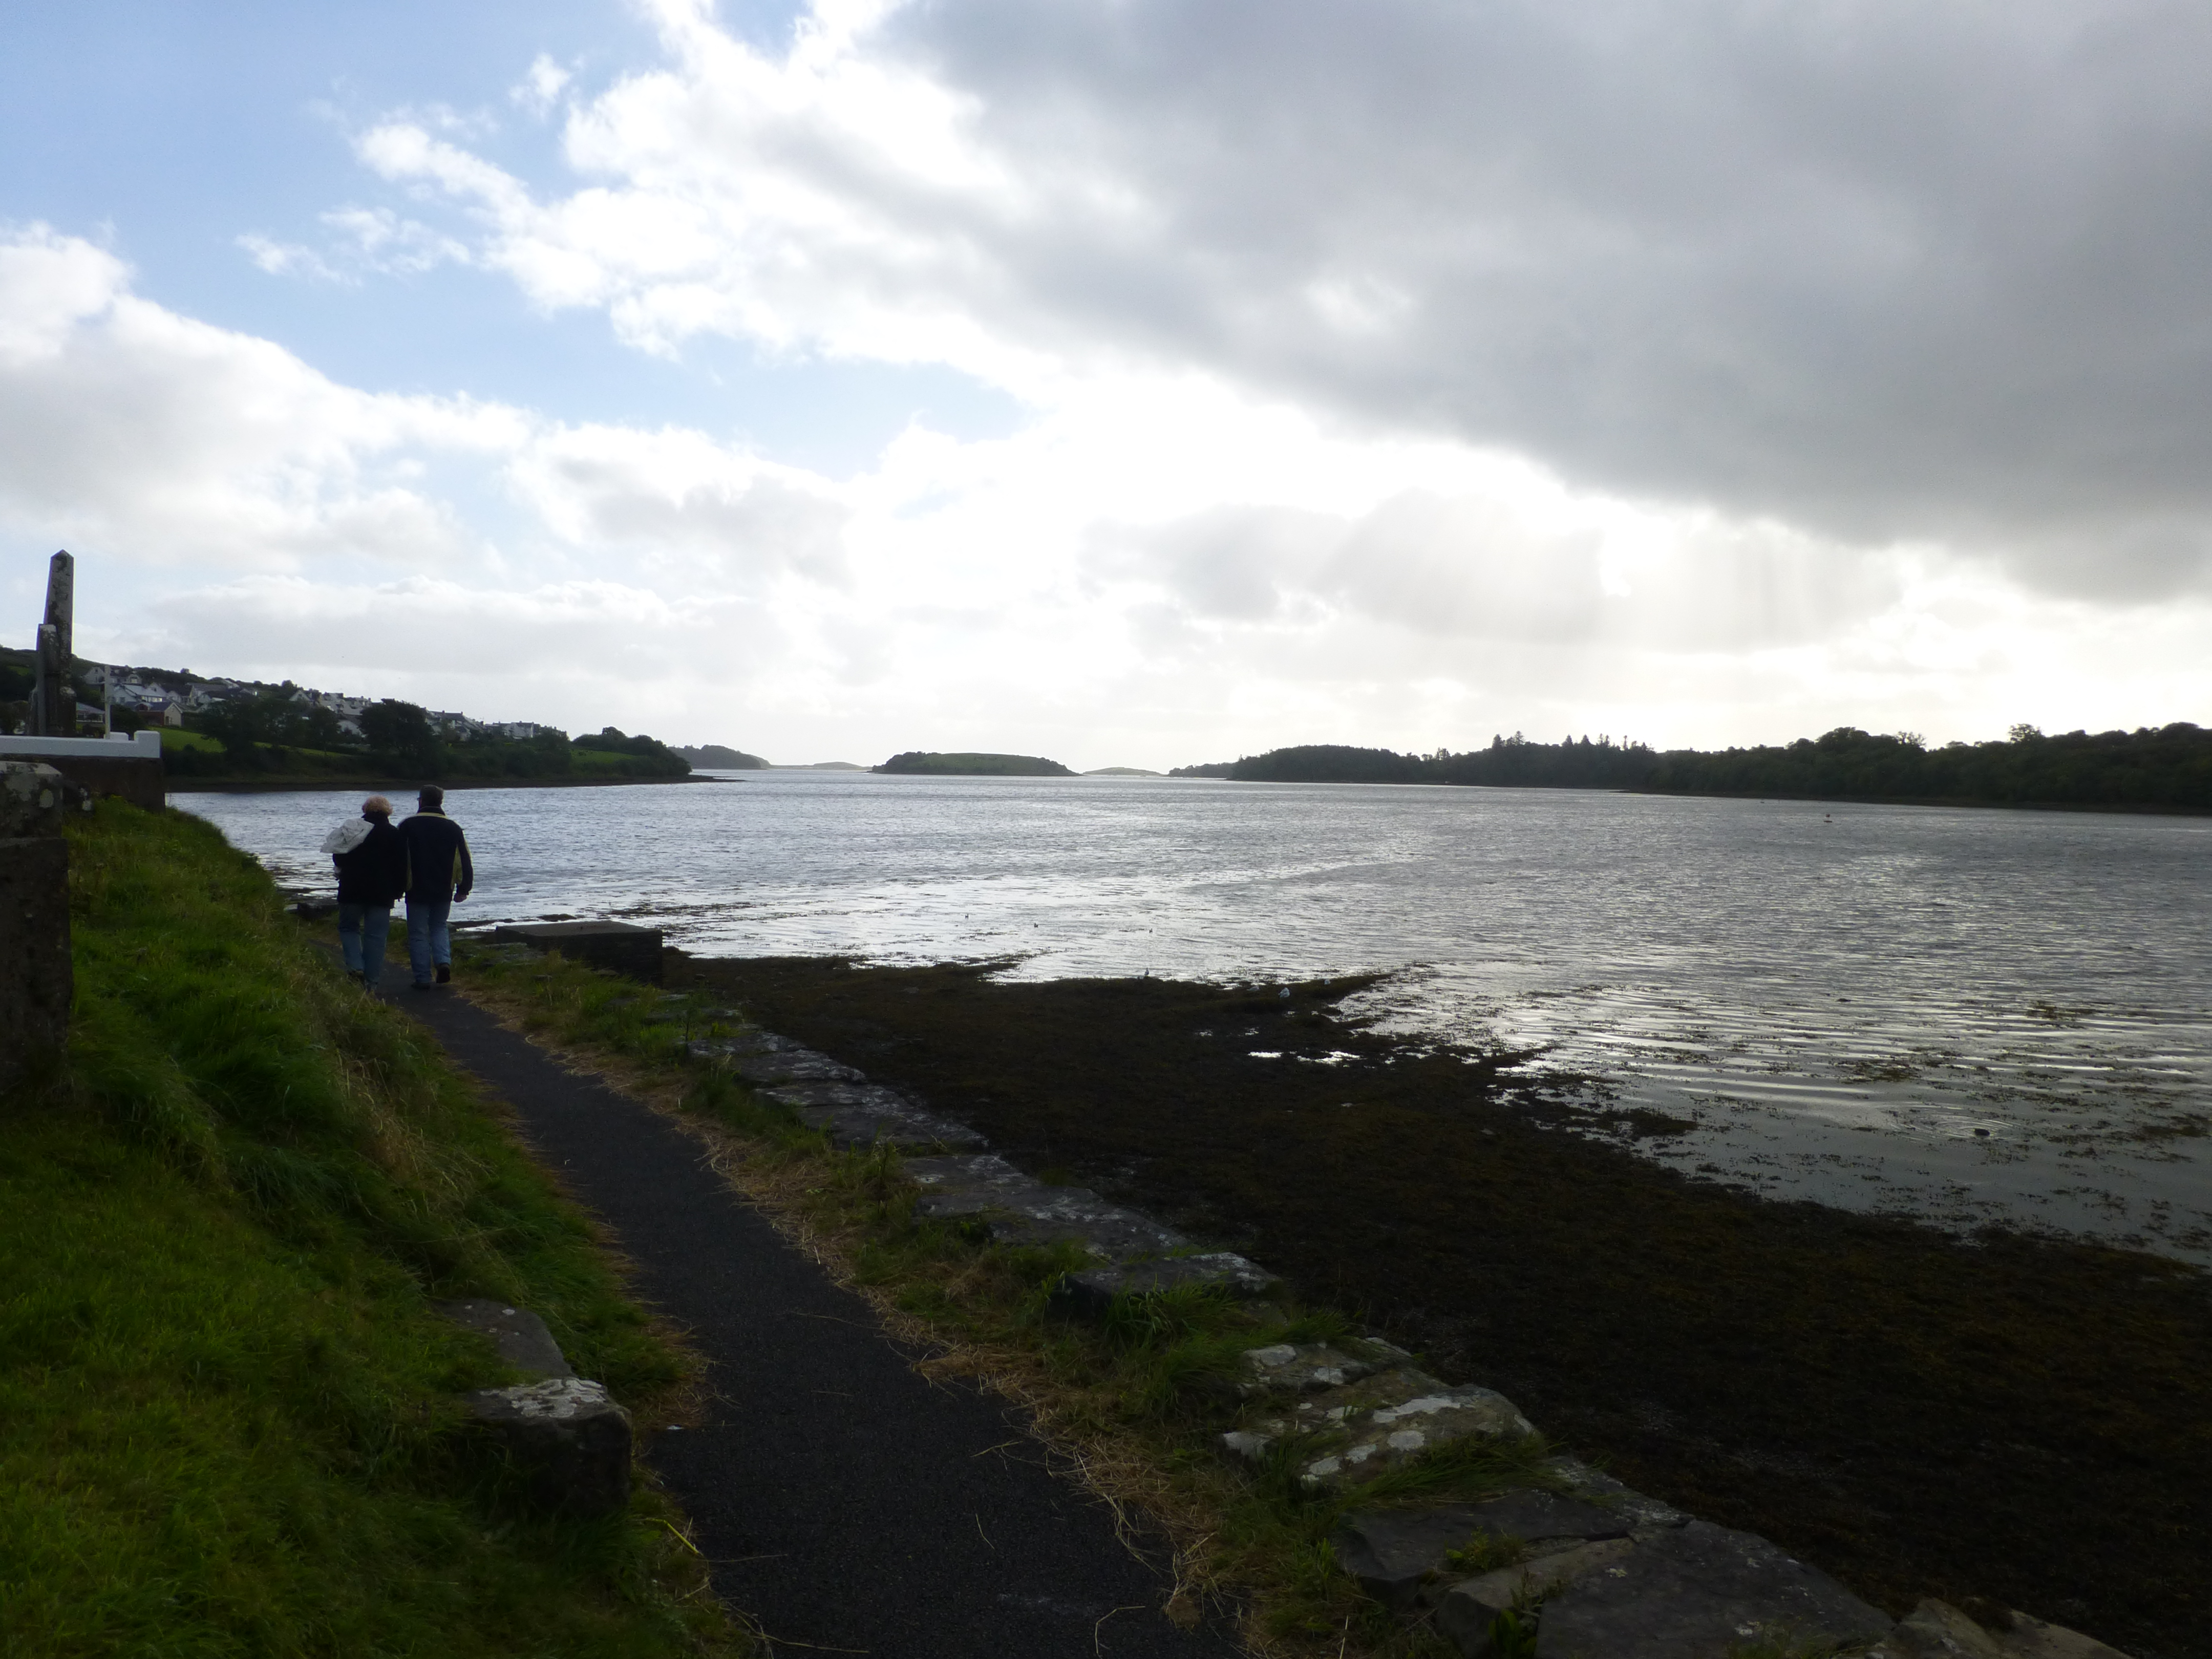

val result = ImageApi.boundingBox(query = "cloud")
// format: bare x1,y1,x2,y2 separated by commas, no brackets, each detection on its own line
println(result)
345,0,2212,600
8,223,2208,762
0,226,520,571
510,420,856,587
513,54,574,117
0,225,128,364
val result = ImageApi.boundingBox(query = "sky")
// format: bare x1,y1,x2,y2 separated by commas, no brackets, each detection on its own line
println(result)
4,0,2210,769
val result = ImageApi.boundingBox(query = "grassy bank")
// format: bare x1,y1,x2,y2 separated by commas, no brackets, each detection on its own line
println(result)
1,802,742,1657
448,942,1610,1658
688,956,2209,1659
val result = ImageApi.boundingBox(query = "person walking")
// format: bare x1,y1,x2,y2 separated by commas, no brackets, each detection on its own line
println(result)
328,795,408,991
396,784,474,990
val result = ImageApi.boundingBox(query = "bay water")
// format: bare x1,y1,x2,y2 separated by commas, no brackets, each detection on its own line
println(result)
176,772,2212,1263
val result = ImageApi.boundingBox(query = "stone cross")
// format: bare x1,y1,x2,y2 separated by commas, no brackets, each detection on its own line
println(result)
31,550,75,738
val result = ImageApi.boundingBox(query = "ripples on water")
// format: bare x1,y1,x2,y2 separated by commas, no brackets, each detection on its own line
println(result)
178,773,2212,1262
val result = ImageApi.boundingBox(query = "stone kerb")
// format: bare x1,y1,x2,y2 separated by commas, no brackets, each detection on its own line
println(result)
1,762,74,1093
697,1017,2141,1659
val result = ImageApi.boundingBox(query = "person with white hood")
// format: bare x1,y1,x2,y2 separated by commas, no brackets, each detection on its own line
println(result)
325,795,409,990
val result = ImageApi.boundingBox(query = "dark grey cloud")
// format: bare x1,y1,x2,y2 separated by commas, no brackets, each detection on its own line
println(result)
870,0,2212,594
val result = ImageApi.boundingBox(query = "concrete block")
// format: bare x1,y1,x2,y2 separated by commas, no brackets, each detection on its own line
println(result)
464,1377,632,1516
492,921,665,982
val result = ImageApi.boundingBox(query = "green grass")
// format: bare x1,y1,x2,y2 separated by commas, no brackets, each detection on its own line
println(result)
462,945,1583,1657
1,802,742,1658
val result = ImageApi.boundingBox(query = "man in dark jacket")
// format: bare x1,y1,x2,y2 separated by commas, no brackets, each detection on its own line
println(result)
332,794,408,990
396,784,474,990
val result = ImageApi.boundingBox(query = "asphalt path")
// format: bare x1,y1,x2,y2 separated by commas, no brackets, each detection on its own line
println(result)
382,982,1241,1659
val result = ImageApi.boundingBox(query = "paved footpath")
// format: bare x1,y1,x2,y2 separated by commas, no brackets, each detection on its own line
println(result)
386,984,1241,1659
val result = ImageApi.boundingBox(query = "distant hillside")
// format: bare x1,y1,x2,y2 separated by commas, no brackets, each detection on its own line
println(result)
1083,767,1162,776
677,744,769,769
1172,726,2212,811
873,751,1074,776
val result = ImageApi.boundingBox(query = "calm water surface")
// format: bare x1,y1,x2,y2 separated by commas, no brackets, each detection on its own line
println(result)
177,773,2212,1262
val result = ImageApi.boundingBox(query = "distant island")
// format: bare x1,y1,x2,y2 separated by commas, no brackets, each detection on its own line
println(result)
778,761,868,771
1172,725,2212,812
873,751,1075,776
676,744,770,769
1083,767,1162,776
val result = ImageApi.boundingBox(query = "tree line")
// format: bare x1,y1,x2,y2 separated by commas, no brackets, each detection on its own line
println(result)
1171,724,2212,811
164,690,689,781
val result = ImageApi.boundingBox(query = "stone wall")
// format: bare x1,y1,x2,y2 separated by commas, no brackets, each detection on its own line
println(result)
1,763,73,1093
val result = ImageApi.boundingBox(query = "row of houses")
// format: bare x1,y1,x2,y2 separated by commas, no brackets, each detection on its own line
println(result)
81,668,543,744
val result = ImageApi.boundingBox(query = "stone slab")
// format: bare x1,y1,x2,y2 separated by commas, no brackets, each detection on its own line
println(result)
1542,1454,1692,1530
904,1152,1039,1210
1054,1252,1282,1316
1238,1339,1401,1398
1532,1519,1893,1659
435,1299,574,1380
1224,1368,1537,1490
464,1376,632,1516
1333,1490,1636,1609
906,1152,1192,1259
727,1048,866,1086
763,1080,988,1151
1997,1611,2136,1659
492,921,664,982
1877,1603,2137,1659
985,1189,1190,1256
1436,1537,1639,1653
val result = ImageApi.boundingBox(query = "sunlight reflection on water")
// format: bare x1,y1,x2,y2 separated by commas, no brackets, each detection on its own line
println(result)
177,772,2212,1262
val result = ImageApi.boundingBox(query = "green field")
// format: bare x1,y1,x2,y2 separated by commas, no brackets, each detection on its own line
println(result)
1,802,741,1657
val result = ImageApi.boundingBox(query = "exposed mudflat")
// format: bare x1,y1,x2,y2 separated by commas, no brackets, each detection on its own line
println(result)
678,954,2211,1659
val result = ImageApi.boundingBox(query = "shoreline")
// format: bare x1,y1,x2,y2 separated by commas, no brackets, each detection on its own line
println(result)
670,950,2209,1657
166,772,720,794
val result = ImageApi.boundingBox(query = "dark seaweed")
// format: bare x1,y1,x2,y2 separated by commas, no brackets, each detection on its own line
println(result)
678,954,2212,1659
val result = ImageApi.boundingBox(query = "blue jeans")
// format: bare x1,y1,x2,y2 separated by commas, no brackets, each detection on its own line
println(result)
337,903,393,989
407,893,453,986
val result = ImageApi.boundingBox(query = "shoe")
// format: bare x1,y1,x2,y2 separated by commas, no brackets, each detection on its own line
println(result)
411,982,435,992
346,969,365,985
436,965,452,984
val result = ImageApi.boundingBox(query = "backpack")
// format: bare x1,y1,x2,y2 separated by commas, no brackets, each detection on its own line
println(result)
321,818,374,856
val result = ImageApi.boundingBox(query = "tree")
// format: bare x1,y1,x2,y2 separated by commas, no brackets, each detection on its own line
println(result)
360,699,444,773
